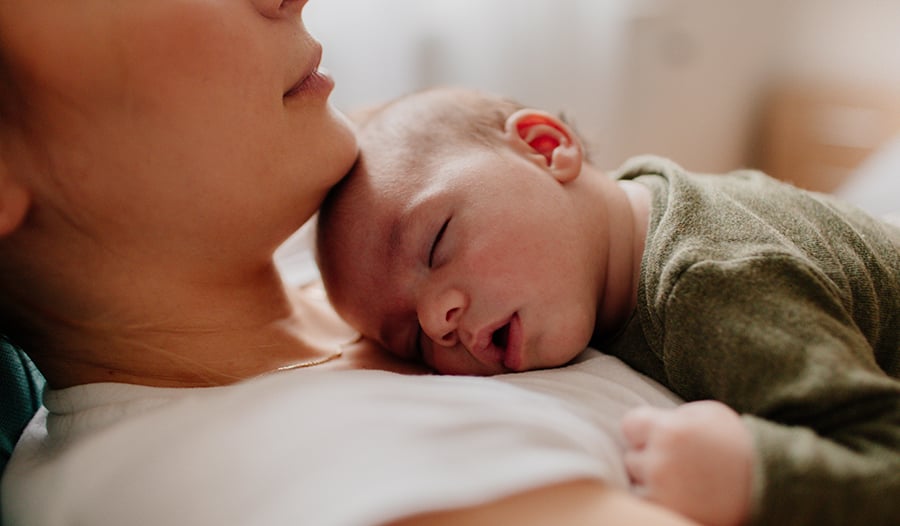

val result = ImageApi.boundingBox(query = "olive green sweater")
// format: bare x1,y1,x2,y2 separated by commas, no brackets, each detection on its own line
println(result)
604,156,900,526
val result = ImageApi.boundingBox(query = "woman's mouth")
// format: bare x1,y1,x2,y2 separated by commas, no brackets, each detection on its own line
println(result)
284,46,334,99
284,67,333,98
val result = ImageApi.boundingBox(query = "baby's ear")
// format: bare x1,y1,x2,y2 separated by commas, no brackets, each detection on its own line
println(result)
503,109,582,184
0,166,30,238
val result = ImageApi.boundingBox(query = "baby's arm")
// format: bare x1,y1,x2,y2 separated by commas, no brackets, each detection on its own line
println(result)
655,258,900,525
621,401,753,526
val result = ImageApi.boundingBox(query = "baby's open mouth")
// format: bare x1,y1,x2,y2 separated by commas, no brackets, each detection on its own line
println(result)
491,321,511,351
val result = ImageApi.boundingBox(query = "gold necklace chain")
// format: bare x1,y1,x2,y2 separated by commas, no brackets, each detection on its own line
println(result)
250,334,360,380
271,349,343,373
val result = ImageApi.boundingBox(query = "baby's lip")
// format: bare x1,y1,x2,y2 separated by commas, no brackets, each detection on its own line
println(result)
469,314,517,368
502,313,524,371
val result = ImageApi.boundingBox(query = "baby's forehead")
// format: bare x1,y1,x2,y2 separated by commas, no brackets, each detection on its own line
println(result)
328,161,417,264
340,163,408,221
348,145,437,207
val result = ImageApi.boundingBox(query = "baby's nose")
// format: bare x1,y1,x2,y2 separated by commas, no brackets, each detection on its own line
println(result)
419,288,466,347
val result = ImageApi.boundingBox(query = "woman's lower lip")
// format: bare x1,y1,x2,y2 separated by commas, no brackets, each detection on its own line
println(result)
502,313,523,371
284,68,334,99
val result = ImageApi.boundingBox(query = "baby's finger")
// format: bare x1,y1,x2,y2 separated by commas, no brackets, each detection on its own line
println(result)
620,406,666,448
623,448,647,485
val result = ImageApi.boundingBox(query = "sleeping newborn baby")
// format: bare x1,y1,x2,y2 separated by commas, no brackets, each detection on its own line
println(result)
315,87,900,526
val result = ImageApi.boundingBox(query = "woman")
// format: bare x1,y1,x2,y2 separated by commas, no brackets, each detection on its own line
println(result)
0,1,694,524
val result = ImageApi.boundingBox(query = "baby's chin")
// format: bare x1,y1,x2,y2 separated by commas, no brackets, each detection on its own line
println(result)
531,343,595,372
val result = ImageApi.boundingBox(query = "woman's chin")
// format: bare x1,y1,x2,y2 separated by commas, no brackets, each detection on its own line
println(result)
328,107,361,176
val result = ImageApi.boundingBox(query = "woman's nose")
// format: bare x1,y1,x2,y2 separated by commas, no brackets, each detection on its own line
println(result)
250,0,308,19
419,288,467,348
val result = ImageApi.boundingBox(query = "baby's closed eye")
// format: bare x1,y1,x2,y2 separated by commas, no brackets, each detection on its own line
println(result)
428,217,451,268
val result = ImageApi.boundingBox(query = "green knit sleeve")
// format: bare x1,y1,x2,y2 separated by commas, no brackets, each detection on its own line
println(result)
660,255,900,526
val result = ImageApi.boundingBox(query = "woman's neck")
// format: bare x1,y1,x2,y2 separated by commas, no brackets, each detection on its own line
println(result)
37,261,360,388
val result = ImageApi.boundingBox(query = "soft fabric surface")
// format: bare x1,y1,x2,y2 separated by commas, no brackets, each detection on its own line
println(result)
3,352,677,526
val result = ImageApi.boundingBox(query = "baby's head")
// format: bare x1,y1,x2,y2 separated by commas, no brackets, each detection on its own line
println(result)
317,87,605,375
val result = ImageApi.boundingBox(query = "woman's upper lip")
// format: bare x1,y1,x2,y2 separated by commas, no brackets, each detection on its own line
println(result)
284,43,323,96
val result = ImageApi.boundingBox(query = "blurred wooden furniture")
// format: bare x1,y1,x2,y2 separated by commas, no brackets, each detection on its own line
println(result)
757,84,900,193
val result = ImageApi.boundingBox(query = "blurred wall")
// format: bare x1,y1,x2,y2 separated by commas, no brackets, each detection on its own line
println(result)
306,0,900,176
306,0,633,168
774,0,900,87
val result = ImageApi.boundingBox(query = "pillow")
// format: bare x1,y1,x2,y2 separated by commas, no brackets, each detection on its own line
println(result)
1,336,45,478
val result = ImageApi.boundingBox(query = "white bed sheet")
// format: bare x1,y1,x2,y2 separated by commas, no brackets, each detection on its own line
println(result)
834,134,900,216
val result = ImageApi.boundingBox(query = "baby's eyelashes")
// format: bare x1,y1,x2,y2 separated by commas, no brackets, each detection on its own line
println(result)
428,217,451,268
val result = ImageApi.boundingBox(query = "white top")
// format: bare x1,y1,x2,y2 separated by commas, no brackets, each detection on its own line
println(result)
2,351,678,526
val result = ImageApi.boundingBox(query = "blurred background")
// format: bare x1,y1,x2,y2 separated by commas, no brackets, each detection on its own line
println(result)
306,0,900,214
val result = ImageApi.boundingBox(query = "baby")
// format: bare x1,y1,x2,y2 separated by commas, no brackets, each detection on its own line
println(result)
316,87,900,526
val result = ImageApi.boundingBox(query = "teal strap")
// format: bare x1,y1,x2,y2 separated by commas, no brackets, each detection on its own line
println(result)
1,336,45,476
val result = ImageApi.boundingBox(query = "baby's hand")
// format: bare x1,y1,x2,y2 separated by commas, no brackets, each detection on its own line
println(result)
621,401,753,526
